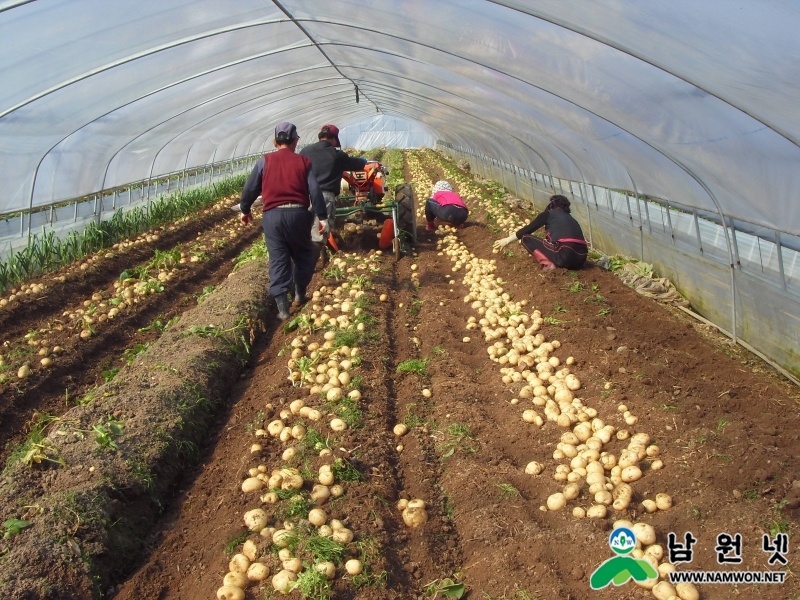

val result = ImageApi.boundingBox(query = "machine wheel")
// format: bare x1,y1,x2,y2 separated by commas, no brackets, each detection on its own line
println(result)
395,183,417,244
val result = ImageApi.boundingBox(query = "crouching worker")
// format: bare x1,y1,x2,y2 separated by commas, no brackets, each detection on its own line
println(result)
239,122,329,320
493,195,587,271
425,181,468,231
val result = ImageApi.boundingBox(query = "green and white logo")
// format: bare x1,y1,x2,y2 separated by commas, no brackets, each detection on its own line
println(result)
590,527,659,590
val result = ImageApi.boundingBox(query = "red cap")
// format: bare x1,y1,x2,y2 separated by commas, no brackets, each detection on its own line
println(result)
320,124,340,137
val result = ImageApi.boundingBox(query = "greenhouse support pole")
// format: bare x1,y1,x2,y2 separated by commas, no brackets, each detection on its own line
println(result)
775,230,787,290
728,218,740,267
629,176,644,262
580,181,594,249
664,200,675,244
692,209,703,253
183,148,192,191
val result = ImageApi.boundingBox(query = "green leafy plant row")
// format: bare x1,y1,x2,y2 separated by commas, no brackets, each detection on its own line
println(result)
0,173,247,294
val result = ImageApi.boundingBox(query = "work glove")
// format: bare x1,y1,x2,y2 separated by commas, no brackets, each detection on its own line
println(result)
241,212,253,226
318,218,330,236
492,234,517,250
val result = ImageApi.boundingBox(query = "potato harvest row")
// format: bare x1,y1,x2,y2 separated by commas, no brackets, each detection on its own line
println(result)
1,151,798,600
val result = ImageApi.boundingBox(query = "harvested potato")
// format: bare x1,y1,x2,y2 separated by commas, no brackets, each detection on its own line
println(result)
308,508,327,527
316,561,336,580
223,572,249,588
675,582,700,600
247,562,269,582
244,509,268,531
242,539,258,561
217,585,245,600
345,559,363,575
229,554,250,573
402,506,428,528
655,493,673,510
547,493,566,511
272,569,297,594
525,461,543,475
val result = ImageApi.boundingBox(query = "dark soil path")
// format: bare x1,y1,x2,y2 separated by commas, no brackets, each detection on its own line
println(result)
33,151,800,600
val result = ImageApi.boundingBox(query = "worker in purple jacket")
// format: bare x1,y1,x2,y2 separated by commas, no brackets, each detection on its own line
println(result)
493,195,587,271
425,180,469,230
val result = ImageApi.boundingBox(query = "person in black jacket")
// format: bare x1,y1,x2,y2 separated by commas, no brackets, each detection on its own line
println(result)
493,195,587,271
299,125,367,266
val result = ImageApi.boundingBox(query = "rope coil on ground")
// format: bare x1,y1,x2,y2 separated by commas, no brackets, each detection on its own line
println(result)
596,257,690,307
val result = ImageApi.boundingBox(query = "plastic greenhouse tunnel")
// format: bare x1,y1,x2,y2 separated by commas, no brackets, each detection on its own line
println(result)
1,2,799,599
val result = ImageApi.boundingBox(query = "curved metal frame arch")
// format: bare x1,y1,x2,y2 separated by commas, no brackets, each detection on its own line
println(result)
271,0,380,113
347,78,556,181
98,77,351,192
485,0,800,151
30,62,335,212
141,85,358,190
0,17,304,120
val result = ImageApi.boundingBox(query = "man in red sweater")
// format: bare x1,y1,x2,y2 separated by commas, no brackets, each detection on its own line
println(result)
239,122,328,319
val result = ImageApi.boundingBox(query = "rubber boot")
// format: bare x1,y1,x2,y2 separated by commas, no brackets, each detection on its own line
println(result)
311,241,325,270
293,283,309,306
274,293,291,320
532,249,557,272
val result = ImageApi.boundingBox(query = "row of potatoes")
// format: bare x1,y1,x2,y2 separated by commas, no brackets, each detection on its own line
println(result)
417,151,696,600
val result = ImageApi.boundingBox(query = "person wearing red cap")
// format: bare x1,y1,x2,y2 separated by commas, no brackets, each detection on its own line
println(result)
299,124,367,265
239,122,329,319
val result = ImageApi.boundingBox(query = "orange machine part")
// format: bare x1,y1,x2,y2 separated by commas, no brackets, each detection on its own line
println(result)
378,218,394,249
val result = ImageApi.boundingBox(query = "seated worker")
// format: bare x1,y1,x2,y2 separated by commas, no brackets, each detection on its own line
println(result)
493,195,587,271
425,180,469,230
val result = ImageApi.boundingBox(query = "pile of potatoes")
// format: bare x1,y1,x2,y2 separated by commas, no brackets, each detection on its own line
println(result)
418,152,696,600
0,281,47,307
221,418,361,597
438,232,586,429
218,266,384,597
396,498,429,528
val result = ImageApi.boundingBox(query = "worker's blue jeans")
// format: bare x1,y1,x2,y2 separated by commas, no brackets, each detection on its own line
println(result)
262,208,315,298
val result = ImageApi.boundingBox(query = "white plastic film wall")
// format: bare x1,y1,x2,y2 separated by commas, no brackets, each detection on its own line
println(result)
337,115,435,150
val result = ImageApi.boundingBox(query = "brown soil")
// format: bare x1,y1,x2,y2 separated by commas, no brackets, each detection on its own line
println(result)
0,259,270,599
3,151,799,600
0,202,261,463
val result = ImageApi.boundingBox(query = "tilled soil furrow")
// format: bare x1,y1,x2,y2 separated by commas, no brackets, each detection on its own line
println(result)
411,149,800,599
404,226,583,598
0,223,261,463
380,251,465,594
0,199,242,341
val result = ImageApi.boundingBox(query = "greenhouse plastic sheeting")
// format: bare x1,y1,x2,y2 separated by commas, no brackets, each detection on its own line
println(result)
2,0,800,239
337,115,435,149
